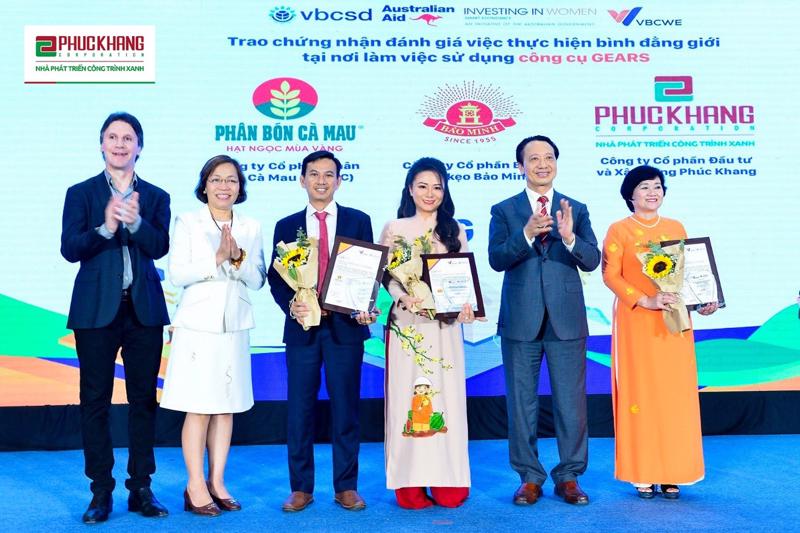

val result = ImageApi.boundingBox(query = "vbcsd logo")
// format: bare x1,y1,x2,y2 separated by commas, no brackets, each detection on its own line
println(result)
269,6,296,23
301,8,372,21
654,76,693,102
252,78,318,120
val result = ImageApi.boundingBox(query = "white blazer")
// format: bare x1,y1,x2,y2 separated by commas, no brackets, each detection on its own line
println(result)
169,206,266,333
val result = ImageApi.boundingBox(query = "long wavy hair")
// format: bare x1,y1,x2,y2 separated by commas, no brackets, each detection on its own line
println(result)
397,157,461,252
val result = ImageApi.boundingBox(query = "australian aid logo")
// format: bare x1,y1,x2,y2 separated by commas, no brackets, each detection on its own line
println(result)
214,77,362,161
420,81,519,144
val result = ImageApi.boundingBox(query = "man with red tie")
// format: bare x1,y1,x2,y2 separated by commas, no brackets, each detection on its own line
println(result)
268,150,374,512
488,135,600,507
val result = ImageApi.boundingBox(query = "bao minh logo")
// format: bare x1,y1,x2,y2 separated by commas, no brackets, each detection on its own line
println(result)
654,76,693,102
252,78,318,120
419,81,519,140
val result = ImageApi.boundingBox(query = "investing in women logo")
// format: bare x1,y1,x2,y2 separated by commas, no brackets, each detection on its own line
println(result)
252,77,318,120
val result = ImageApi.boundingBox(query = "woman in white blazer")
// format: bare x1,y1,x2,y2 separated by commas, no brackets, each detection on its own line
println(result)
160,155,266,516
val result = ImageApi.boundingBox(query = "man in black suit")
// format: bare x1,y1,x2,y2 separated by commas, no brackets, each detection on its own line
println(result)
61,112,170,523
268,150,374,512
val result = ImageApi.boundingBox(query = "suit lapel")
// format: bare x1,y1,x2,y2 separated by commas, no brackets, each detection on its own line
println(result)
512,191,533,226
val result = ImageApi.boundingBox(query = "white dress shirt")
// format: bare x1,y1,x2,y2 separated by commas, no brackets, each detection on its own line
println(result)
305,202,337,255
523,186,575,252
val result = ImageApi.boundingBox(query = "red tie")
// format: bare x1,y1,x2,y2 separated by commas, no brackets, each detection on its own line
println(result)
537,195,548,244
314,211,329,294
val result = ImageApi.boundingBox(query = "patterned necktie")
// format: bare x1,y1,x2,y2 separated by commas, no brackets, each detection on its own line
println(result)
537,195,548,244
314,211,329,294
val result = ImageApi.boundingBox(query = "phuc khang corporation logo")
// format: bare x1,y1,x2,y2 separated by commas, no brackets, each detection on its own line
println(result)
252,78,318,120
419,81,519,144
654,76,693,102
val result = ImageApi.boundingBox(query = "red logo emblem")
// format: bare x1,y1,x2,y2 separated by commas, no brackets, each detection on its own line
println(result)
420,82,519,140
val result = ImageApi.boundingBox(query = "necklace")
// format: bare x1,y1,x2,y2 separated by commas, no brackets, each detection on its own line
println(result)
628,214,660,228
209,207,233,231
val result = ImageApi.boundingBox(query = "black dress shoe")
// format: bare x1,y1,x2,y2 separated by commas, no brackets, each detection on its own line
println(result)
128,487,169,517
83,492,112,524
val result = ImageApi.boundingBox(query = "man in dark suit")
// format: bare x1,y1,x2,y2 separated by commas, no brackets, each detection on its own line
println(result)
268,150,374,512
488,135,601,506
61,112,170,524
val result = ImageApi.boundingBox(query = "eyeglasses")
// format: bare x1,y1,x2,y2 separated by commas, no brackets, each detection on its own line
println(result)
208,177,239,185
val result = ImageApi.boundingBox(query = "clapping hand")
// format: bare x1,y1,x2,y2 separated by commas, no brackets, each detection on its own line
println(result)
555,198,575,245
524,212,553,240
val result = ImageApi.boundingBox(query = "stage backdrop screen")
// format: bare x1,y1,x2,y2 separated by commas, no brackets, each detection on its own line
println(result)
2,0,799,406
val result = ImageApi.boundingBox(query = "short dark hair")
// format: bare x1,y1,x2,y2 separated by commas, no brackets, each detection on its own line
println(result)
301,150,342,176
515,135,559,164
100,112,143,148
620,165,667,212
194,155,247,204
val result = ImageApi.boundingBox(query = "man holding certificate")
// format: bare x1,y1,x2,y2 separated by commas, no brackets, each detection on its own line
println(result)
267,150,374,512
489,135,600,506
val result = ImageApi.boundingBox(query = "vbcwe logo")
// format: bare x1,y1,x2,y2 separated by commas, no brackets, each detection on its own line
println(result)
608,7,682,26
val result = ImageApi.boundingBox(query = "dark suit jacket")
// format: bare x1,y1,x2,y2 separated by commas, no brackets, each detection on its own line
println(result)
61,172,171,329
488,190,600,341
268,204,373,345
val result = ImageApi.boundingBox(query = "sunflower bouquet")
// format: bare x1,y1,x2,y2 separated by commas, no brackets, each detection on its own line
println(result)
273,227,321,330
386,230,436,319
637,240,690,334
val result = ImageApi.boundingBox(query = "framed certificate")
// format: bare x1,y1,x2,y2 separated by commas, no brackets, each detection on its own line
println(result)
661,237,726,311
320,237,389,315
421,252,485,319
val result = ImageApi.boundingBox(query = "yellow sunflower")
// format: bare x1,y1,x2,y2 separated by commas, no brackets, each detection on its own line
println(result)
644,254,674,279
281,247,308,268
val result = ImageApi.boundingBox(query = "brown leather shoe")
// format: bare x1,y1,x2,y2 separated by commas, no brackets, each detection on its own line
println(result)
334,490,366,511
207,481,242,511
513,483,543,505
554,480,589,505
282,491,314,512
183,489,222,517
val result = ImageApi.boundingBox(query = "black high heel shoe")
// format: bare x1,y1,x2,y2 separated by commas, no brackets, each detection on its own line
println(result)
660,484,680,499
636,485,656,499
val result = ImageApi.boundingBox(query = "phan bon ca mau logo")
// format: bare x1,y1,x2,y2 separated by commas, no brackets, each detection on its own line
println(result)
419,81,519,142
252,78,318,120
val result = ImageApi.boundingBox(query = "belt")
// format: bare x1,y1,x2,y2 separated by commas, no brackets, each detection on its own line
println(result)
121,288,131,300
